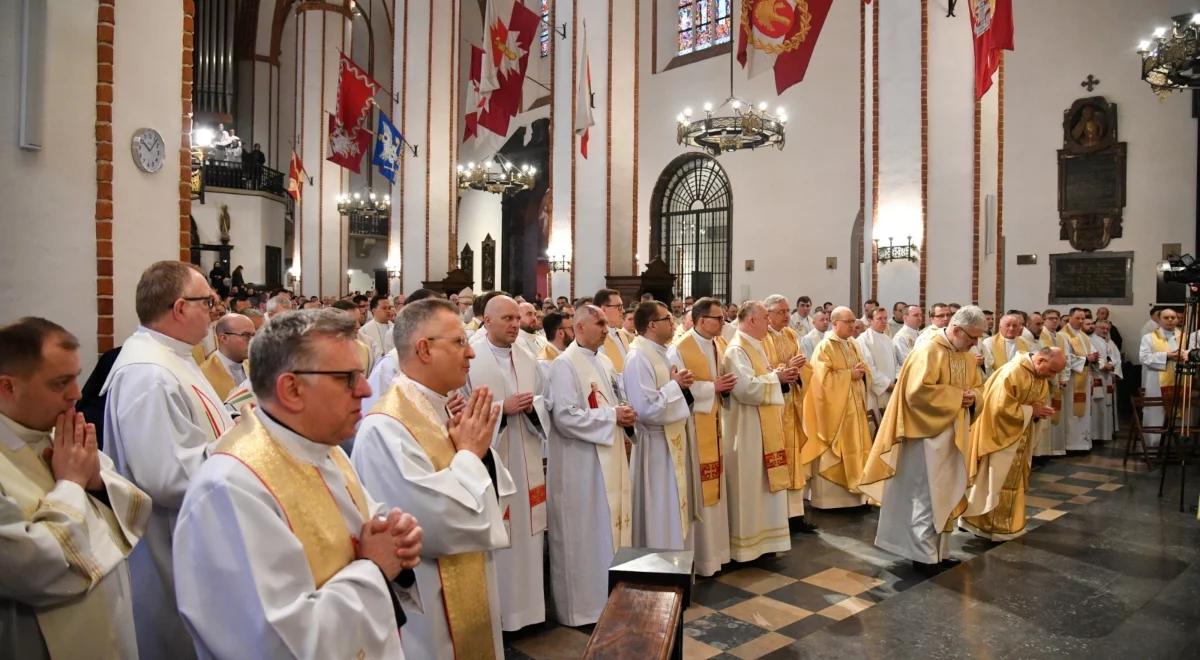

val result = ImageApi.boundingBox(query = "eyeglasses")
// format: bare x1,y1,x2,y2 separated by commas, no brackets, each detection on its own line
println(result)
220,332,255,339
425,335,470,349
179,296,215,309
292,369,365,390
651,315,673,324
700,315,724,322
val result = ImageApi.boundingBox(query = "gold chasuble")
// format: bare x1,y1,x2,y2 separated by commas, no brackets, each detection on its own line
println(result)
727,333,790,492
1062,326,1091,416
766,327,809,492
800,336,872,492
961,355,1049,539
370,383,498,660
674,331,727,506
860,331,982,528
630,336,694,540
213,413,369,588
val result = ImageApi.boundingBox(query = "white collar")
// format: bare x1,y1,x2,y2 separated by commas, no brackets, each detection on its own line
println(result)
256,407,332,466
139,325,194,358
0,411,50,450
216,349,243,373
397,371,451,422
690,330,715,347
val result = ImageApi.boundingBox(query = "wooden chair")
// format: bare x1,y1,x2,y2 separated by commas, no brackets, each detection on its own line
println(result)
1126,395,1166,468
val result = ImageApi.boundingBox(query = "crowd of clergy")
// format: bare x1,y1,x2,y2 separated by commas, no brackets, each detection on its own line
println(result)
1,258,1190,659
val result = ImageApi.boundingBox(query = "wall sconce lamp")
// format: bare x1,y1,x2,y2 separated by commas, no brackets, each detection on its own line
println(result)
874,236,918,263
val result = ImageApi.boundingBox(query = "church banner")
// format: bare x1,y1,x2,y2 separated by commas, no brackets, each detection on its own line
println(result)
737,0,834,95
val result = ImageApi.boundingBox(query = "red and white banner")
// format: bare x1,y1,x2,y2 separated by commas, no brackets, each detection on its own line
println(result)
326,114,372,173
464,1,541,150
737,0,834,95
335,52,381,130
287,150,305,201
574,22,594,158
969,0,1014,98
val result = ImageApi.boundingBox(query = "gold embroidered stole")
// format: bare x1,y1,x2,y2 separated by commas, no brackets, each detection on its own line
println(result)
1150,329,1183,388
562,346,633,550
199,353,238,400
1041,329,1063,423
767,327,808,490
538,343,561,361
1063,326,1090,416
989,336,1027,372
368,383,497,660
630,337,691,539
728,334,789,492
603,332,627,373
674,332,725,506
213,413,368,589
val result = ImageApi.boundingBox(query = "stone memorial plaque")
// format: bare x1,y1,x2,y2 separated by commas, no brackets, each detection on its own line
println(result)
1060,148,1124,212
1048,251,1133,304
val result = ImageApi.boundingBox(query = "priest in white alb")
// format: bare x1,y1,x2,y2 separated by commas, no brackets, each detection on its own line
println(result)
981,313,1030,377
593,289,631,374
353,299,513,658
174,310,423,658
857,308,898,420
722,301,793,561
1140,308,1184,447
790,296,814,336
799,309,830,360
1,318,151,660
198,313,253,400
892,305,923,366
1061,308,1100,451
464,294,549,633
860,306,985,572
545,305,636,626
667,298,736,576
1036,309,1070,456
1090,319,1122,442
763,295,817,529
102,261,235,659
359,294,396,371
624,301,698,550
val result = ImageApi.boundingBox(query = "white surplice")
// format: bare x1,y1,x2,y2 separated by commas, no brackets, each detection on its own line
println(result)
545,344,631,627
101,327,234,660
856,328,897,417
353,374,513,659
363,348,399,415
1090,334,1122,442
873,426,965,564
358,319,395,372
1140,328,1180,447
800,328,825,360
0,413,151,660
790,313,812,336
667,332,731,577
892,325,920,366
722,332,791,562
465,335,547,632
1062,325,1094,451
624,339,694,550
518,329,548,358
174,409,406,659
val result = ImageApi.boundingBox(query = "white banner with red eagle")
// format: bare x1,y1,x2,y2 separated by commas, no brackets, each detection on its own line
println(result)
737,0,834,95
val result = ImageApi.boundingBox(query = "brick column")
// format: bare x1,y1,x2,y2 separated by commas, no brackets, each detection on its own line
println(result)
180,0,195,260
96,0,116,353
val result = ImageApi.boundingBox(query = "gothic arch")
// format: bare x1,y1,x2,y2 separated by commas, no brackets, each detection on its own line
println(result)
650,153,733,301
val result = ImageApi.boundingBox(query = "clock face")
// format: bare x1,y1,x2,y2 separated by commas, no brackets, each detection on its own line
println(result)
131,128,166,173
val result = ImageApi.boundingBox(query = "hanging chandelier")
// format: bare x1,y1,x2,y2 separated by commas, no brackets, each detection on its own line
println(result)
336,188,390,218
1137,13,1200,96
456,155,536,195
674,31,787,157
676,99,787,156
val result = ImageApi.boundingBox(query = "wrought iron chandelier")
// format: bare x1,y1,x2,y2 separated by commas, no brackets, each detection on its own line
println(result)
336,188,390,218
456,155,536,195
676,37,787,156
874,236,918,264
1137,14,1200,96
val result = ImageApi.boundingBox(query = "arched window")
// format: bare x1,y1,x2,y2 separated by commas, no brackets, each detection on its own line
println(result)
677,0,733,56
651,153,732,301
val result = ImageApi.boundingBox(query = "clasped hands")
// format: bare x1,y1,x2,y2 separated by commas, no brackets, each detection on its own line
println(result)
447,387,501,458
1031,404,1056,420
43,412,103,491
357,508,423,581
960,389,976,408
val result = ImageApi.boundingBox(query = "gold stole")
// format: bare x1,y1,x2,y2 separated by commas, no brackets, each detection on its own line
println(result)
562,346,633,550
766,328,808,491
630,337,691,540
199,353,240,400
368,383,498,660
727,334,789,492
603,331,627,373
674,332,725,506
190,343,206,365
1041,329,1063,423
1150,329,1182,388
538,343,561,361
213,413,368,589
1063,327,1090,416
989,336,1027,372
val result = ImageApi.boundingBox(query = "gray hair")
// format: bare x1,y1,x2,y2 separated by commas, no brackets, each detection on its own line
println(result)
393,298,459,357
249,309,358,402
243,308,264,320
949,305,987,331
265,294,293,315
763,294,789,309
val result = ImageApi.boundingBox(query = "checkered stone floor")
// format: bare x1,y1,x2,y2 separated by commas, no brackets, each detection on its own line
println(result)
503,459,1129,659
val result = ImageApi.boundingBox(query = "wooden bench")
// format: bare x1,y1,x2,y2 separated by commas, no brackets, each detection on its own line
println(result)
583,549,693,660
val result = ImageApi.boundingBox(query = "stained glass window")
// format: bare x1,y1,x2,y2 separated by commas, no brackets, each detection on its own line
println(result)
539,0,550,57
677,0,732,57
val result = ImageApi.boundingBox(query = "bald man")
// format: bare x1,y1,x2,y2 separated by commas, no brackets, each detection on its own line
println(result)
466,294,549,633
199,313,254,399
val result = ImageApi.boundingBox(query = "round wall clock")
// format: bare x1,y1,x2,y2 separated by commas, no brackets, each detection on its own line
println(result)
131,127,166,173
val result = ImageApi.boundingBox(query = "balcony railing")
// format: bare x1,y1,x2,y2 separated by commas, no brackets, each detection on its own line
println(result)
348,211,389,237
199,159,286,198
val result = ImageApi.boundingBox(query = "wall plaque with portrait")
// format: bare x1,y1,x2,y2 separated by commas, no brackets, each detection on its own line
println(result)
1057,96,1126,251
